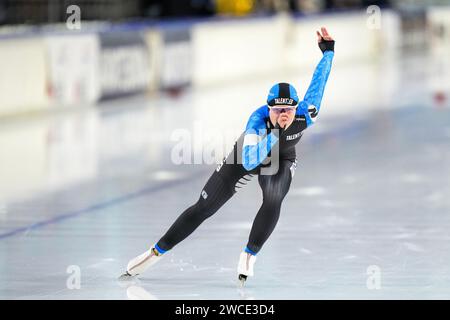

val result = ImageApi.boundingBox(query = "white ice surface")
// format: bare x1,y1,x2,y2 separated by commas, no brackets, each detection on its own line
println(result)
0,52,449,299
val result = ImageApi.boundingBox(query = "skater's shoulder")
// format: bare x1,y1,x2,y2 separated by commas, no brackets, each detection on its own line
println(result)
252,105,270,117
245,105,269,129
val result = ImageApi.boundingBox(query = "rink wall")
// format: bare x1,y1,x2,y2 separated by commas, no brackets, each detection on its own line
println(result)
0,37,48,117
45,34,100,105
191,10,401,87
0,9,404,117
427,6,450,46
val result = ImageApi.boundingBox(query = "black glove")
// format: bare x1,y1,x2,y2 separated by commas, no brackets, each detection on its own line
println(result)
319,39,335,54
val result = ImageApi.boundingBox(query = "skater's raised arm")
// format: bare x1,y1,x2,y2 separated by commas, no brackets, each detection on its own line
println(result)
242,106,279,171
297,27,335,127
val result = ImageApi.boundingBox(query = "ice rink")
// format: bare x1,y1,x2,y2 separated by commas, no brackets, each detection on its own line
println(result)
0,51,449,299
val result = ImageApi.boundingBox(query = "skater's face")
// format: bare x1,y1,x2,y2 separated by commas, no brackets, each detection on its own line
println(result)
269,105,296,129
269,106,296,115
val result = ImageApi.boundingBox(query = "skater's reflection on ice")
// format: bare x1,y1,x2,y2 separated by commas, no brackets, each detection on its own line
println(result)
126,285,159,300
236,286,255,300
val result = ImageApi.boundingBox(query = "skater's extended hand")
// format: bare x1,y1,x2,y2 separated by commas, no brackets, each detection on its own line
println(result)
316,27,333,42
316,27,335,53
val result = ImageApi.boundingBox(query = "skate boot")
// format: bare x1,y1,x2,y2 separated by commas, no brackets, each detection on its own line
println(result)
119,247,163,280
237,251,256,286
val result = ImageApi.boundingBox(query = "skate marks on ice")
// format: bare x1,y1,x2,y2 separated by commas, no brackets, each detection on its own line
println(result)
114,252,260,300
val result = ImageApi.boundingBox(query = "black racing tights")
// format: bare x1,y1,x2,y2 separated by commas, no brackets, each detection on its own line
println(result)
156,159,295,255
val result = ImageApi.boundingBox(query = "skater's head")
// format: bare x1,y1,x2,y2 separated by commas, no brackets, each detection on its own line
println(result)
267,83,298,128
267,83,298,108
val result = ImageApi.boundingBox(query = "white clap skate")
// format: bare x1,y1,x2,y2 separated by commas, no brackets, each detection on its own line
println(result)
237,251,257,286
118,247,163,280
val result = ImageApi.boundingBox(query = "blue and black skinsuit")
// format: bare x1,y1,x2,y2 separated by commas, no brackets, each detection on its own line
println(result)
155,40,335,256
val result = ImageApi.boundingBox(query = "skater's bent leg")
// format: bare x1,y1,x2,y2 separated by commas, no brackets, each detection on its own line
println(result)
246,161,293,254
156,171,235,252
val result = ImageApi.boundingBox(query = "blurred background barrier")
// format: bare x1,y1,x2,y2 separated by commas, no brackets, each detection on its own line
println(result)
99,30,151,100
0,12,395,117
426,6,450,97
288,10,401,68
0,37,48,117
427,5,450,47
143,29,162,93
160,26,193,89
0,0,448,117
45,33,100,106
191,15,289,86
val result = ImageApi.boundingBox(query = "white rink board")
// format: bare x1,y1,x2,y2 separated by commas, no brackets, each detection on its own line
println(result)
45,34,101,106
191,15,290,86
191,11,401,87
0,38,48,116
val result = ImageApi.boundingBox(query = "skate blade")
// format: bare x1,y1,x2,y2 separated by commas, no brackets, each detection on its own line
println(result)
118,272,137,281
238,274,247,287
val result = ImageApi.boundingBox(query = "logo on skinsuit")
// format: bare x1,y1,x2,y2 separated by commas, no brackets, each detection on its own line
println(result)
290,159,298,178
286,132,302,141
216,157,227,172
201,190,208,199
308,105,318,122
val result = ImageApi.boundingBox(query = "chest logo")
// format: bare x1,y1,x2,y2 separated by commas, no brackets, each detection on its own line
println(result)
286,132,302,141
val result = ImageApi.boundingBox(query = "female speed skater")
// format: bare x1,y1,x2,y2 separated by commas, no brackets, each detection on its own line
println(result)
120,27,335,285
